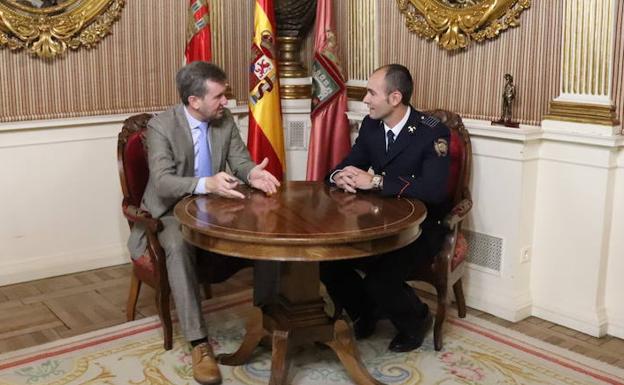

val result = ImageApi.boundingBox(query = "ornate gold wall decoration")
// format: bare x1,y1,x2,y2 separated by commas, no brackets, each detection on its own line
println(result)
396,0,530,50
0,0,125,59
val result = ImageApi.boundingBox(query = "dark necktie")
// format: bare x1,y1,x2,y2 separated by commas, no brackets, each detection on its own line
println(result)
386,130,395,154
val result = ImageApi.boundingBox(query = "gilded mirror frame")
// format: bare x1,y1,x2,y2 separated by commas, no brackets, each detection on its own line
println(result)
0,0,124,59
396,0,530,50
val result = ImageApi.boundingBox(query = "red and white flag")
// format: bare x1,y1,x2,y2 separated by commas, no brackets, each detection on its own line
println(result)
306,0,351,181
185,0,212,63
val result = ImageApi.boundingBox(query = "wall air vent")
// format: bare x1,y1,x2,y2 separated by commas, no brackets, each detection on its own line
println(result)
464,230,503,271
286,120,308,150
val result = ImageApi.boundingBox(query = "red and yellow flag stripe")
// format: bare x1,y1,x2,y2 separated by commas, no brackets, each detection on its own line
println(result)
247,0,285,180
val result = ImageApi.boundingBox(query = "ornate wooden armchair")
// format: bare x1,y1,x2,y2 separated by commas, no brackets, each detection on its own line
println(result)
117,113,177,350
117,113,249,350
408,109,473,351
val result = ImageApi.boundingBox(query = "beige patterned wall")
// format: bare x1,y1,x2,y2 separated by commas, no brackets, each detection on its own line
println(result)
378,1,563,126
1,1,620,127
334,0,350,76
215,0,253,101
345,0,378,81
0,0,315,123
0,0,186,123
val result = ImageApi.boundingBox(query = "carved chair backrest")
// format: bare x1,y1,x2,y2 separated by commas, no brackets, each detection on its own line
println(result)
425,109,472,208
117,114,154,213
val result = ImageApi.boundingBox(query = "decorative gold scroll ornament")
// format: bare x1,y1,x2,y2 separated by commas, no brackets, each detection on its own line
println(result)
396,0,530,50
0,0,124,59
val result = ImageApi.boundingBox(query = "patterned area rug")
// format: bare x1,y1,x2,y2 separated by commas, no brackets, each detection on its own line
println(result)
1,290,623,385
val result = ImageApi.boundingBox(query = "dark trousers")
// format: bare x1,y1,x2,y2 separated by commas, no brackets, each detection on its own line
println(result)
320,225,445,334
253,260,280,306
197,252,280,307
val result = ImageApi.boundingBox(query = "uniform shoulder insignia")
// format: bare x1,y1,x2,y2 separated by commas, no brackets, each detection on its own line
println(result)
434,138,448,157
420,114,440,128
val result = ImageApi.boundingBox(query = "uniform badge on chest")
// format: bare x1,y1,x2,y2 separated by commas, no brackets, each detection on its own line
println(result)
434,138,448,157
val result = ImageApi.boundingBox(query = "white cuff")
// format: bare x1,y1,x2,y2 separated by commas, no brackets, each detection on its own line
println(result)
194,177,208,194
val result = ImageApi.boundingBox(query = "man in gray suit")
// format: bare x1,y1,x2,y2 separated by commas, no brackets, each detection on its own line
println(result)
128,62,280,385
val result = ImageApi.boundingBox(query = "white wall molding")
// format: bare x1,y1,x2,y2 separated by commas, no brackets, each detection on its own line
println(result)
460,122,539,324
469,137,540,162
464,119,542,142
542,124,624,147
543,118,622,137
530,132,620,338
1,120,129,148
554,94,613,106
464,268,533,321
605,150,624,339
0,114,136,133
279,77,312,86
533,303,608,337
465,118,624,149
280,98,312,113
539,142,620,169
607,312,624,340
0,245,129,287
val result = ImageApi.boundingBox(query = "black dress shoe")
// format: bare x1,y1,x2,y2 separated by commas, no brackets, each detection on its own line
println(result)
353,316,377,340
388,312,433,352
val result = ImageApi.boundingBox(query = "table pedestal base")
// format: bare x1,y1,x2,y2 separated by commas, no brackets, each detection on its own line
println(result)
218,262,385,385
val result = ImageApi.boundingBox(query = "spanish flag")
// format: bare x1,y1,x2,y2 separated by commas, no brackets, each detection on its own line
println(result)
247,0,285,180
184,0,212,63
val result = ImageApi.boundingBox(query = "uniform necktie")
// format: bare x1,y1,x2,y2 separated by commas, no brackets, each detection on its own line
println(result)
196,124,212,177
386,130,395,153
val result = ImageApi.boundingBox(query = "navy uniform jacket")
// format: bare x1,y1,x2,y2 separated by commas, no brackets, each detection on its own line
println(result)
329,106,452,228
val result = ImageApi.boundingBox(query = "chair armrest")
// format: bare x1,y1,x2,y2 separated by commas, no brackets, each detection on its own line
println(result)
122,201,163,233
443,197,472,230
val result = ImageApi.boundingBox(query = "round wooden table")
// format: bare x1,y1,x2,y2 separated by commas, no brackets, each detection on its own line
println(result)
175,181,426,385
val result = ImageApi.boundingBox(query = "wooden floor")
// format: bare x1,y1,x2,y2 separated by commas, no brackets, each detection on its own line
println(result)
1,264,623,369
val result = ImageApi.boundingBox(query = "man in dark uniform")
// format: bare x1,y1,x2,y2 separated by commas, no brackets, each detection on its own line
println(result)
321,64,451,352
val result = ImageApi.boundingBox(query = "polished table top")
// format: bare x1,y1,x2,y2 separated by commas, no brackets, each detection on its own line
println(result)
175,180,426,261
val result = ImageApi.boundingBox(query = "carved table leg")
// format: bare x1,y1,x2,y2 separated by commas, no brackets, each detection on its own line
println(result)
325,319,384,385
269,329,291,385
220,261,386,385
218,307,267,365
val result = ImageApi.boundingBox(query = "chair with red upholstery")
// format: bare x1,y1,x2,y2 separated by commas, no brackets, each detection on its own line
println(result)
117,113,248,350
117,113,177,350
408,109,473,351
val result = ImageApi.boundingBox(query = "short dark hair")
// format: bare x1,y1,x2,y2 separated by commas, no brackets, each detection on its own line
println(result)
176,61,227,105
378,64,413,105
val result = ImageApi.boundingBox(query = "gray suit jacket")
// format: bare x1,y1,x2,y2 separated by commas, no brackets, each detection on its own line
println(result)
127,104,256,258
